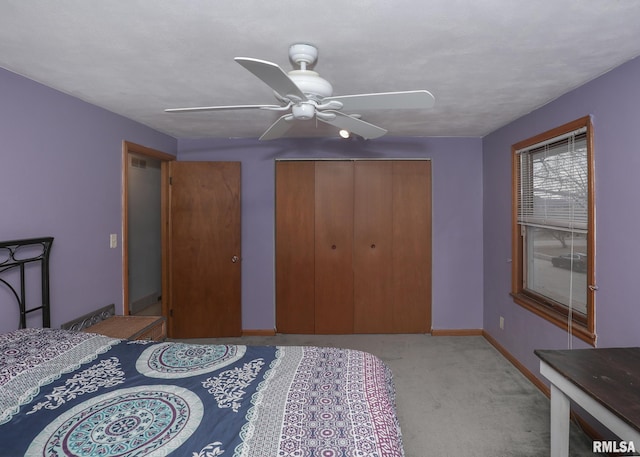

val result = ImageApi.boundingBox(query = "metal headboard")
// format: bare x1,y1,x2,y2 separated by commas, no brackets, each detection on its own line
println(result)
0,237,54,328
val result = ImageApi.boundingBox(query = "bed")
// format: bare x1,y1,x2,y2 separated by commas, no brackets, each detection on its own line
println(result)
0,238,405,456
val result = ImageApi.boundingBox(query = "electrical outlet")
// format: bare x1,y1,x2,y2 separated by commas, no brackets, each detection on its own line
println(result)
110,234,118,249
499,316,505,330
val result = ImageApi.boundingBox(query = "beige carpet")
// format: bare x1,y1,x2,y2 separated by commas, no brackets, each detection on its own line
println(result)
172,333,596,456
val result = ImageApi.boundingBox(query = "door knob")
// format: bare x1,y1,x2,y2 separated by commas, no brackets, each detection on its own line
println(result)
231,255,239,263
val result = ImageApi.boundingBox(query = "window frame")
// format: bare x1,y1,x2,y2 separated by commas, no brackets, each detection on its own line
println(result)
511,116,596,345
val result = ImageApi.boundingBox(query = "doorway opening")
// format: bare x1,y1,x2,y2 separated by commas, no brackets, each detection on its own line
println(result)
121,141,174,318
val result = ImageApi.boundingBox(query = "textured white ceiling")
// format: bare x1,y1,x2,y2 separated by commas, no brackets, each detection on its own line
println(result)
1,0,640,140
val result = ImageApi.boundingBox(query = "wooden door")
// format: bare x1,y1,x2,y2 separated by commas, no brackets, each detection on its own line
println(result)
392,161,431,332
275,161,315,333
168,161,241,338
314,161,354,334
353,161,394,333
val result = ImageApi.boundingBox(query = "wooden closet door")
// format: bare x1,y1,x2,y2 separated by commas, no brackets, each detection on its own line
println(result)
353,161,394,333
392,160,432,333
275,161,315,333
314,161,354,334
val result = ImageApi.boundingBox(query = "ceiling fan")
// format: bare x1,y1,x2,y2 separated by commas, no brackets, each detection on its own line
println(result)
165,43,435,140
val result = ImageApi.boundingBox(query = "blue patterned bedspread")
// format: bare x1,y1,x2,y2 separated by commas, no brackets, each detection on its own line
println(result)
0,328,404,456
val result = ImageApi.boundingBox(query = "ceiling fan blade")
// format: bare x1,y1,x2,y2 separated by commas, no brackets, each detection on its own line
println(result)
259,114,295,141
165,104,283,113
323,90,435,111
318,111,387,140
235,57,308,102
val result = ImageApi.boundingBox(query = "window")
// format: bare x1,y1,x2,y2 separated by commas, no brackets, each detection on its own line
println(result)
511,116,595,345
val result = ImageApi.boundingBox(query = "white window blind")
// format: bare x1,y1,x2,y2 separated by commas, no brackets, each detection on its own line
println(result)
516,127,588,232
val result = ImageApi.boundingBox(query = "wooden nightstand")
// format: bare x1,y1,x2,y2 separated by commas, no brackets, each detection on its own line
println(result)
83,315,166,341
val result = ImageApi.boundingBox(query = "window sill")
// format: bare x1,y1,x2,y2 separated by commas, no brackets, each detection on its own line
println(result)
511,293,596,346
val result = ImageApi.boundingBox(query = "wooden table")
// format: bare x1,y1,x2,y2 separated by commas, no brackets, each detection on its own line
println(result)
83,315,166,341
535,348,640,457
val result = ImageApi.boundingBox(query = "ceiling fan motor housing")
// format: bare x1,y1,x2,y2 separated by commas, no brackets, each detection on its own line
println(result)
287,44,333,100
288,70,333,99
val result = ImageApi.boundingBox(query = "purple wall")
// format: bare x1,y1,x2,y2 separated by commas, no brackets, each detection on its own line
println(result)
178,136,484,331
482,55,640,375
0,68,177,333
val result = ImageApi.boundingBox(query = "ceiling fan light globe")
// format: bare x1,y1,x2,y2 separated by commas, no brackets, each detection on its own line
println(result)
292,103,315,120
288,70,333,98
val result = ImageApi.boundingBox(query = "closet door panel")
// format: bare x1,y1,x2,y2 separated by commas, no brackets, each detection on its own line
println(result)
275,161,315,333
314,161,354,334
392,161,432,333
353,161,394,333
